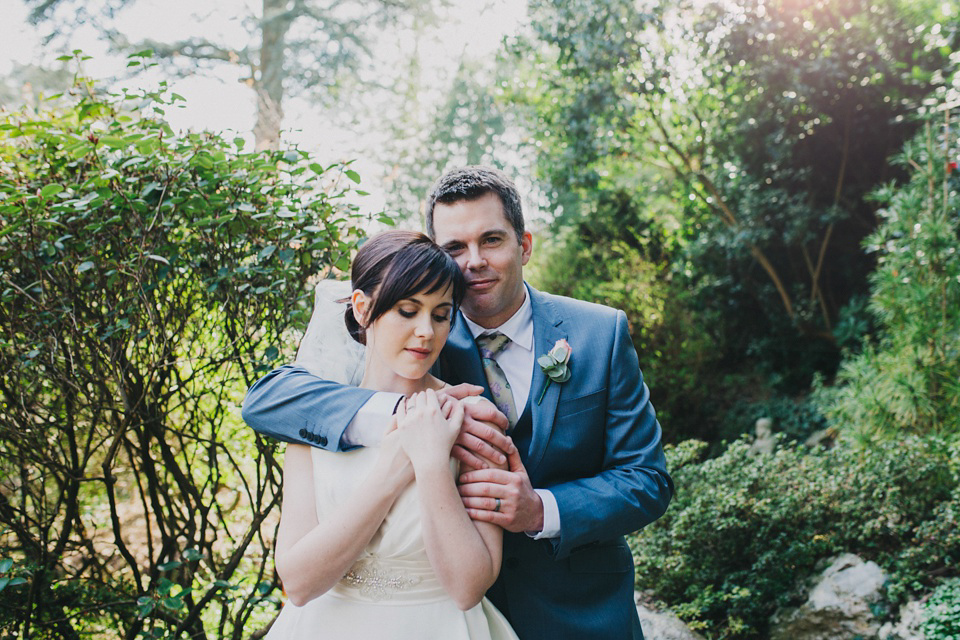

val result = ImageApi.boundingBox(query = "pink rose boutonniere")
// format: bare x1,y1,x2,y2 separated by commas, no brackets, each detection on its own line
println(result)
537,339,573,405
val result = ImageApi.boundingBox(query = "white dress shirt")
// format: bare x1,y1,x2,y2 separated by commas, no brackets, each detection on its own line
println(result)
342,285,560,539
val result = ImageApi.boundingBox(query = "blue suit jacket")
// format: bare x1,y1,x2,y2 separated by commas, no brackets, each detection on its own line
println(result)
242,286,673,639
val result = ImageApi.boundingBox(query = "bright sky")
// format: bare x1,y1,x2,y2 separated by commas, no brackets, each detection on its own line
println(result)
0,0,528,213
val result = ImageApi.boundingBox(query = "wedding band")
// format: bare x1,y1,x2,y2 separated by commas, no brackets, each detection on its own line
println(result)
494,498,501,513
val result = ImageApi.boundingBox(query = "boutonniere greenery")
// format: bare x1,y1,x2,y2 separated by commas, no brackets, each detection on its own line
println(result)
537,339,572,404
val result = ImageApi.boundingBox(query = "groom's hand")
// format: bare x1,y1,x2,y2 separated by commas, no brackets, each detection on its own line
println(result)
438,387,511,472
458,445,545,534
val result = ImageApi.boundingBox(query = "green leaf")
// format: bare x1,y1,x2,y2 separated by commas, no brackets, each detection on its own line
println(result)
345,169,361,184
0,558,12,572
259,246,276,260
157,560,182,572
76,261,95,273
41,184,64,198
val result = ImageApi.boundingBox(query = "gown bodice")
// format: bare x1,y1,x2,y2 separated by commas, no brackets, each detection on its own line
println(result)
264,445,518,639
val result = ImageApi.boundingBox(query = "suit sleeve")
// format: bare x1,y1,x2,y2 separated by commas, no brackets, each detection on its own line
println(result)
547,310,673,559
241,364,376,451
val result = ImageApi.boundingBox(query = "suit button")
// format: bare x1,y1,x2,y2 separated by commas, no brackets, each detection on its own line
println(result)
505,557,519,570
319,435,328,446
299,428,308,438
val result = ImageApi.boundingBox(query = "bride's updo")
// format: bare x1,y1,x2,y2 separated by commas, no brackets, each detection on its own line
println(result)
345,230,466,345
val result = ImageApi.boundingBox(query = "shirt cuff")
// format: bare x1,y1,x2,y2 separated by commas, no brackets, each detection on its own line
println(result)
341,392,404,447
527,489,560,540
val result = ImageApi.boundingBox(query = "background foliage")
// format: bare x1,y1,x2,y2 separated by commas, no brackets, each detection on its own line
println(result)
630,435,959,638
0,70,368,638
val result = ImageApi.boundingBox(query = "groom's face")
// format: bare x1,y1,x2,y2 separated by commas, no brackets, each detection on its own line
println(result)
432,191,533,330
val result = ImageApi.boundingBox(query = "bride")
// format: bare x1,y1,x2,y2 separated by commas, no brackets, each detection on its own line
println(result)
265,230,518,639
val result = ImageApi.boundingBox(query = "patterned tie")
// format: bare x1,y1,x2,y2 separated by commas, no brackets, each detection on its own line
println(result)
475,332,519,429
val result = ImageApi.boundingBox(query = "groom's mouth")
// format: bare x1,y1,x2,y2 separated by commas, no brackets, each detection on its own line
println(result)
467,278,497,292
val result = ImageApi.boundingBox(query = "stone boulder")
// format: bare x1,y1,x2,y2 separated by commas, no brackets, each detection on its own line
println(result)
635,593,705,640
878,598,926,640
770,553,886,640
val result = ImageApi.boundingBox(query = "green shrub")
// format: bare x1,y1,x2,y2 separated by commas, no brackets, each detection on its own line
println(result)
817,118,960,440
0,68,368,638
923,578,960,639
630,435,957,638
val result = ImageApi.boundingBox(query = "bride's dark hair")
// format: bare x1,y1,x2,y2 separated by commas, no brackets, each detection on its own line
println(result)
344,230,466,345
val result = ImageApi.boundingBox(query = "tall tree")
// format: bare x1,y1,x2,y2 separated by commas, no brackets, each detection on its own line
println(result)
514,0,957,382
25,0,442,150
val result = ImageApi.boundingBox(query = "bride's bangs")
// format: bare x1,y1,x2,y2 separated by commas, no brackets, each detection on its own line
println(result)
362,238,466,330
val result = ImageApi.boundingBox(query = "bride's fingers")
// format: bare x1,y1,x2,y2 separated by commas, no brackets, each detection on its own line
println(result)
440,395,455,419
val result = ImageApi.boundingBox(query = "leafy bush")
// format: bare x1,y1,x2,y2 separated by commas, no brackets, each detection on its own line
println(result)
923,577,960,639
817,117,960,440
0,70,368,638
630,436,957,638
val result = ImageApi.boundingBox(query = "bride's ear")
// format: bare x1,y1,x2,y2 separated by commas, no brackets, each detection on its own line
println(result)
351,289,370,326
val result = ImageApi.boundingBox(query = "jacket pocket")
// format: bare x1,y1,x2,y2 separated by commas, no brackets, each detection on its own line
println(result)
567,541,633,573
555,388,606,419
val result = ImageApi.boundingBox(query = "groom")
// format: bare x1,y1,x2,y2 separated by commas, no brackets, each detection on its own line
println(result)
242,166,673,639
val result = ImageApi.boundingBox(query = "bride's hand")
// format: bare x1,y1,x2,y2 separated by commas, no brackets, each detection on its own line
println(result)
396,389,464,470
376,418,414,490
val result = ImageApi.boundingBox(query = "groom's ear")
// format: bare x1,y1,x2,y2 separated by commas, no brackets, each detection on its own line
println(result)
351,289,370,326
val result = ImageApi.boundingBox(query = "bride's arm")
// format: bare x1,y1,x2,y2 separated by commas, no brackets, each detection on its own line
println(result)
397,391,504,611
273,435,413,606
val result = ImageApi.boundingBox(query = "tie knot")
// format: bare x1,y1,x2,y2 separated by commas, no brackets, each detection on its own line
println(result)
476,332,511,359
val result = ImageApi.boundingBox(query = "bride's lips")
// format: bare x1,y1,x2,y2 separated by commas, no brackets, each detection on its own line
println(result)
405,347,431,360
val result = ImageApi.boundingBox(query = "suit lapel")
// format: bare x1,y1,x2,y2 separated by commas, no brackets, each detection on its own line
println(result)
527,288,566,477
441,312,493,403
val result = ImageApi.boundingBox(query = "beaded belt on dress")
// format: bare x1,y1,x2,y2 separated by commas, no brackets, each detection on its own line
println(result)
335,554,447,603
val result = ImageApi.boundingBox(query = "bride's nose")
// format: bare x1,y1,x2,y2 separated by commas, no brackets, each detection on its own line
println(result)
414,315,434,338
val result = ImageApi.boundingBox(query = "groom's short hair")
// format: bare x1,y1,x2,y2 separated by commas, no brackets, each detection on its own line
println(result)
425,166,524,243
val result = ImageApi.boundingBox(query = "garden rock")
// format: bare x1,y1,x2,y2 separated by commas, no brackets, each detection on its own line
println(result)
878,598,925,640
770,553,886,640
635,594,705,640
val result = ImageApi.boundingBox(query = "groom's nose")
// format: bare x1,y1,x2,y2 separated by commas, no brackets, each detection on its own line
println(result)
464,245,486,271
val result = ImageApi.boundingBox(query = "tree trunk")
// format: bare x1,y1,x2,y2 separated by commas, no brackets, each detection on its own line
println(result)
255,0,292,150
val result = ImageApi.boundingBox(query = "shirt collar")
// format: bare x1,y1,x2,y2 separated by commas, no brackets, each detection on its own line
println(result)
463,283,534,352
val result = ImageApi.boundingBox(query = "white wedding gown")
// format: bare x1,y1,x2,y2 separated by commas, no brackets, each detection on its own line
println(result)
266,446,518,639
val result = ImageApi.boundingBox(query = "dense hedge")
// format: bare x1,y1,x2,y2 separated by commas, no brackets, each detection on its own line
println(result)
0,75,369,639
630,436,960,638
